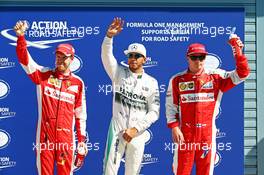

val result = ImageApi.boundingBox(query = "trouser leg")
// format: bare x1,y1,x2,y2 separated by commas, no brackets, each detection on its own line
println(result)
37,143,55,175
56,146,74,175
173,143,195,175
124,134,145,175
103,122,126,175
195,142,216,175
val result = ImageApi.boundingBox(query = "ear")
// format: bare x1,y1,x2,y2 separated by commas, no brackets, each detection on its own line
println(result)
186,56,191,64
143,57,146,64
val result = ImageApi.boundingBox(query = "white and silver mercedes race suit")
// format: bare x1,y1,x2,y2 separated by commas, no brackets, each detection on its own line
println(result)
101,36,160,175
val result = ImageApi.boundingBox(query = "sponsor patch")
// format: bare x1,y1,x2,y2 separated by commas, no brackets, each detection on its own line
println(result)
180,93,214,103
179,81,195,91
66,81,71,88
201,149,209,159
44,86,75,104
142,86,149,91
57,152,68,166
67,85,79,93
121,78,132,86
48,76,62,88
201,81,213,89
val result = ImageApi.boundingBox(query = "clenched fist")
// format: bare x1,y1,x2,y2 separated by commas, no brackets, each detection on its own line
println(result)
228,34,244,57
14,20,29,36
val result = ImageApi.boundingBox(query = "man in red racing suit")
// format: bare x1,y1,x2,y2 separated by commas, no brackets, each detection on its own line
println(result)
14,20,88,175
166,34,250,175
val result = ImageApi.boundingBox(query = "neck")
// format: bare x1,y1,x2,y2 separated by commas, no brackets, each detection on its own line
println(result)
130,68,144,74
61,70,71,75
188,68,204,75
56,68,71,76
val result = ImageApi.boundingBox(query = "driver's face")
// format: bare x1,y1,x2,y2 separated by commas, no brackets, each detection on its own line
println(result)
55,52,73,73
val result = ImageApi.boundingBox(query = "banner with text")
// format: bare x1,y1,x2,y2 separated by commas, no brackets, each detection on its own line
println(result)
0,8,244,174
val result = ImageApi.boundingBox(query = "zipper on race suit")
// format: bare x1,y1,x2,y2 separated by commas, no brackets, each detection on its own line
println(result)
55,79,64,143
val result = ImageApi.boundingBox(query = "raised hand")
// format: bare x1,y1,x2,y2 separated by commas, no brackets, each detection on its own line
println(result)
14,20,29,36
228,34,244,57
106,17,124,38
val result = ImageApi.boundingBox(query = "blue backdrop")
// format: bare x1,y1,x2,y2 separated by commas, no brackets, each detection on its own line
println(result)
0,8,244,175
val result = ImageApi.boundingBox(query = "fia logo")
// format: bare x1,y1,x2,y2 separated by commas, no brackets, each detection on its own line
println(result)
69,55,83,73
0,80,10,99
143,129,153,146
214,151,222,167
204,53,222,69
0,129,11,149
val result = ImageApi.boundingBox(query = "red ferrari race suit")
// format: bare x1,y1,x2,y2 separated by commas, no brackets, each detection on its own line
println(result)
166,54,249,175
16,36,87,175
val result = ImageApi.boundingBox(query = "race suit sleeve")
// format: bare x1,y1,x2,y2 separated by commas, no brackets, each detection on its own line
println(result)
134,79,160,132
16,35,50,84
101,36,119,81
166,77,180,128
75,79,87,142
218,54,250,92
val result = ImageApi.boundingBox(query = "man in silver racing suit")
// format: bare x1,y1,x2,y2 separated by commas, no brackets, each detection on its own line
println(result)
101,18,160,175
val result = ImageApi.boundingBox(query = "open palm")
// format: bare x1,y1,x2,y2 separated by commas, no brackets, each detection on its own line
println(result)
107,17,124,38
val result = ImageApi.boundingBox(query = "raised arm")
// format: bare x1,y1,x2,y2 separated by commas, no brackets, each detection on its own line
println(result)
219,34,250,92
14,20,50,84
101,18,124,80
